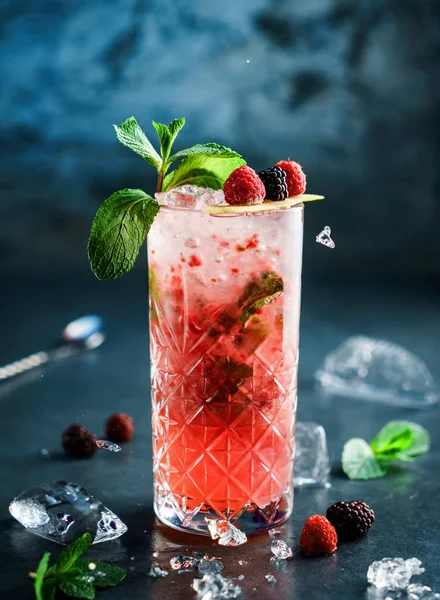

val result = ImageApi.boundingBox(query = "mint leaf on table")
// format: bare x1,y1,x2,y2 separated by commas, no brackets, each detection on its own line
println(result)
34,552,51,600
162,151,246,191
29,533,127,599
75,559,126,588
342,421,430,480
88,189,160,280
152,118,185,164
56,533,92,573
371,420,430,461
342,438,386,481
59,578,95,599
114,117,161,168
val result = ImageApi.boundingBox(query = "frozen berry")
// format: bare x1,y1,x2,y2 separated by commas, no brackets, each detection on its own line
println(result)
223,166,266,206
62,424,97,459
105,413,134,443
326,501,375,540
258,166,288,201
300,515,338,556
275,160,306,196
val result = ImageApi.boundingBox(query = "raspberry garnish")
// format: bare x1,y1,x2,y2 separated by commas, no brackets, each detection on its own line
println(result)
275,160,306,196
62,424,97,459
326,501,375,540
105,412,134,442
223,166,266,206
300,514,338,556
258,166,288,201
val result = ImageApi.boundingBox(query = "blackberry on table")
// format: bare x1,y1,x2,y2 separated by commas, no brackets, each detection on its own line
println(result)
326,500,375,540
62,424,97,459
257,166,288,201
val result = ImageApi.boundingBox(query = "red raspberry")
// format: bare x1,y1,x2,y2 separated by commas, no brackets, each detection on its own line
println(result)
275,160,306,196
300,515,338,556
223,166,266,206
62,424,97,459
105,413,134,442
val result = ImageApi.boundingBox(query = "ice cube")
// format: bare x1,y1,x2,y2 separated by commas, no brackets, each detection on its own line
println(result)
148,562,168,578
156,185,226,210
407,584,440,599
268,529,281,537
205,518,247,546
9,481,127,545
294,422,331,488
238,560,249,566
316,226,335,249
315,336,440,407
95,440,121,452
197,557,224,576
170,555,199,570
192,573,241,599
270,540,293,560
367,558,425,590
265,574,277,583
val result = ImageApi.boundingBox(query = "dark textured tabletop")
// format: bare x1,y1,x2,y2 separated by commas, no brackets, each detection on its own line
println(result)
1,274,439,599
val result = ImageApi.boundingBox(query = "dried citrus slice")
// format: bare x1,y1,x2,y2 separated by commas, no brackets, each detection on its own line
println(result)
203,194,324,215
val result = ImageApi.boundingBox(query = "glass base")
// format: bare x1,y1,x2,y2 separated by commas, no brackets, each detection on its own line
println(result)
154,491,293,536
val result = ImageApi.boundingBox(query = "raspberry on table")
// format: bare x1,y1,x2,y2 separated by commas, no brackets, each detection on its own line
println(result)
105,413,134,443
275,160,306,196
300,514,338,556
62,424,97,459
223,166,266,206
257,166,288,201
326,501,375,540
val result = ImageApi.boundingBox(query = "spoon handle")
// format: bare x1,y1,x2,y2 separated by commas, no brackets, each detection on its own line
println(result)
0,351,49,381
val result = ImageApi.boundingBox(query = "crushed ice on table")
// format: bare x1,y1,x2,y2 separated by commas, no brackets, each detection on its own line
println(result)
192,573,241,599
367,558,425,590
238,560,249,566
294,422,331,488
156,185,226,210
197,557,224,576
408,584,440,599
270,557,290,573
9,481,127,545
268,529,281,537
206,518,247,546
270,540,293,560
95,440,121,452
316,226,335,249
315,336,440,407
265,574,277,583
170,555,199,571
149,562,168,579
40,449,51,459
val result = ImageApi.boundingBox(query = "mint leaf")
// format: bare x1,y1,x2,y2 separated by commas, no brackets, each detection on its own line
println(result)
214,356,253,381
238,271,284,326
57,533,92,573
88,189,160,280
75,559,126,588
114,117,161,168
152,118,185,163
34,552,50,600
168,142,244,164
342,438,386,480
163,151,245,191
41,581,56,600
59,578,95,600
371,421,430,461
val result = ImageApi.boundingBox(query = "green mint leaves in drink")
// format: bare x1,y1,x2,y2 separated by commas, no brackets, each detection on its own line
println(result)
88,116,245,280
238,271,284,326
29,533,126,599
342,420,430,480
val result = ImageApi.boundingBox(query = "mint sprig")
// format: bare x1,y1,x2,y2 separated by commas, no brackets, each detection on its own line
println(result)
342,420,430,480
29,533,126,599
88,189,159,280
88,116,245,280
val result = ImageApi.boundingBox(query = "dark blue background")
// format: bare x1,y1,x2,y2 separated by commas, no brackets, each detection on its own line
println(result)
1,0,440,281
